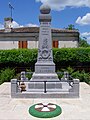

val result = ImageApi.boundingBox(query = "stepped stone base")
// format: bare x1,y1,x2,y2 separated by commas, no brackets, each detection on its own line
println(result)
31,73,59,81
35,62,55,73
11,79,79,98
11,92,79,98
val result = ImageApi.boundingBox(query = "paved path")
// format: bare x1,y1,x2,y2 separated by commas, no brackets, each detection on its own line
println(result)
0,82,90,120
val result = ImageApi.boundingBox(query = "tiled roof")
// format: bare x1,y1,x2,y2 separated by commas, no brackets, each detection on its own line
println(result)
0,27,79,33
0,29,4,33
52,28,78,33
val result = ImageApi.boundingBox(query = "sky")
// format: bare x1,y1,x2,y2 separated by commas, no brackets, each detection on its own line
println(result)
0,0,90,43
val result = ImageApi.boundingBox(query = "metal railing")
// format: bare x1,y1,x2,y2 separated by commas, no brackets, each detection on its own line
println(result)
17,80,74,93
17,71,74,93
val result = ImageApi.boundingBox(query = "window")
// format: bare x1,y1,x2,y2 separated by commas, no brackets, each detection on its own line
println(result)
18,41,28,48
53,40,58,48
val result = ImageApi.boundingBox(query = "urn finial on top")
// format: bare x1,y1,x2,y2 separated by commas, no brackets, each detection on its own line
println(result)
40,4,51,14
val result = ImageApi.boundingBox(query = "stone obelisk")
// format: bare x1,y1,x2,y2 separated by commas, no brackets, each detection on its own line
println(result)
31,4,59,81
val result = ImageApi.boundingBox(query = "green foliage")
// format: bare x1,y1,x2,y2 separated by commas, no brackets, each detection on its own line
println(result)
0,68,15,84
26,69,33,80
71,70,90,84
57,70,63,79
15,69,33,80
0,48,90,71
59,67,90,84
66,66,74,74
15,73,21,80
65,24,78,30
79,37,90,47
0,49,37,69
58,66,74,75
53,48,90,67
65,24,90,47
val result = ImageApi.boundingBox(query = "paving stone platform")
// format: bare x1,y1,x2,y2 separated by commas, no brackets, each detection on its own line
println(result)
0,82,90,120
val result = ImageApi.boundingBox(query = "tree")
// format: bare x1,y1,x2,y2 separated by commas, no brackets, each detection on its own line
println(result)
65,24,78,30
79,37,90,47
65,24,90,47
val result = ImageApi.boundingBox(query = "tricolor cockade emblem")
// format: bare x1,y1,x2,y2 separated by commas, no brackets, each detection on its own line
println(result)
35,103,56,112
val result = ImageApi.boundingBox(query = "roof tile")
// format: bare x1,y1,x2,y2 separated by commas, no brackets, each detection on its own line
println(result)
0,27,78,33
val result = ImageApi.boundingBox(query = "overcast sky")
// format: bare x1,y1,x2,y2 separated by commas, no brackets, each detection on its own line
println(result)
0,0,90,43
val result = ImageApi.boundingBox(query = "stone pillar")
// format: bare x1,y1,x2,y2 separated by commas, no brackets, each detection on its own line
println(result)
31,4,59,81
11,79,18,97
21,71,26,81
69,79,79,97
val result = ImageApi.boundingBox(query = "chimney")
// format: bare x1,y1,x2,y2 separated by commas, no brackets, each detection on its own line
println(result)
4,17,13,32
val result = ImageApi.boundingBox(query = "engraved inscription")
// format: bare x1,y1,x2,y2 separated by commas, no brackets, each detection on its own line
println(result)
33,76,57,79
36,66,55,73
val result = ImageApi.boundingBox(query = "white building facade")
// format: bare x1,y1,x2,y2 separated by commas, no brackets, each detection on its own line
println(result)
0,18,79,49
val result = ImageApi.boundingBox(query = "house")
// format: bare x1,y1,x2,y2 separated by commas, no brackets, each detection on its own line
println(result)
0,18,79,49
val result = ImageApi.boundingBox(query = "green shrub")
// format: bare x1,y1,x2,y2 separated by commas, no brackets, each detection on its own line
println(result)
0,49,37,68
0,68,15,84
26,69,33,80
57,70,63,79
57,67,90,84
71,70,90,84
15,73,21,80
0,48,90,84
15,69,33,80
53,48,90,65
0,48,90,70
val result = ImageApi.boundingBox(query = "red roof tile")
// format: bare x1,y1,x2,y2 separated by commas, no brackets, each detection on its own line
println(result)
0,27,79,33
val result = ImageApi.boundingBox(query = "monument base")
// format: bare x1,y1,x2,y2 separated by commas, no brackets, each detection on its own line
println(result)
35,62,55,73
26,81,62,92
31,61,59,81
30,62,60,89
31,73,59,81
11,79,79,98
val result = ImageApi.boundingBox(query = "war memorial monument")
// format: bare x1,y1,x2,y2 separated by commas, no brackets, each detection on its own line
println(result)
11,4,79,98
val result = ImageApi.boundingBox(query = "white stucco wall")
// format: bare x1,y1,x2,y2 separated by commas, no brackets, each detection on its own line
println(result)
0,40,78,49
0,41,39,49
59,41,78,48
28,41,78,49
0,41,18,49
28,41,38,49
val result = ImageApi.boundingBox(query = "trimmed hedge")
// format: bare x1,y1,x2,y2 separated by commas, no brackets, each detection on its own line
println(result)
0,48,90,70
0,49,37,69
53,48,90,64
